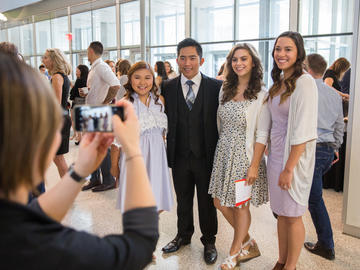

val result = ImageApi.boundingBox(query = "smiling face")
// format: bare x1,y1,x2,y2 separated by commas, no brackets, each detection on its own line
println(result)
274,37,298,74
231,48,253,79
177,46,204,80
76,68,81,78
164,62,171,74
130,68,154,97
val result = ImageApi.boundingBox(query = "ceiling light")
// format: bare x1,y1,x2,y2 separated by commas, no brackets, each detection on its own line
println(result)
0,13,8,22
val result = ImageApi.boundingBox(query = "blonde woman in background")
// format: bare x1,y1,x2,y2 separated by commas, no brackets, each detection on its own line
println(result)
42,48,72,178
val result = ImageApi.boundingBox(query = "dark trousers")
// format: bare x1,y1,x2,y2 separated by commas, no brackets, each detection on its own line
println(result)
308,145,334,249
172,154,218,245
90,148,114,185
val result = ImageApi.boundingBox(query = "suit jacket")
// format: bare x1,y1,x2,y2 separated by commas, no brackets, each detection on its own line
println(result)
162,73,222,171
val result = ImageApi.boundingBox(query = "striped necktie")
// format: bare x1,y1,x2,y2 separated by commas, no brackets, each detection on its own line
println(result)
185,80,195,110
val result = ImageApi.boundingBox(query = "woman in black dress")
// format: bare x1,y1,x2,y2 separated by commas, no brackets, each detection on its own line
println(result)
42,48,72,178
323,57,350,101
323,57,350,192
70,65,89,144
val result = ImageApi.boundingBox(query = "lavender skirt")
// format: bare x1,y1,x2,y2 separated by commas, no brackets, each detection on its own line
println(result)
116,128,174,213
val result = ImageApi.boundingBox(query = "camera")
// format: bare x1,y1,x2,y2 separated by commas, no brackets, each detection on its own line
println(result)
74,105,124,132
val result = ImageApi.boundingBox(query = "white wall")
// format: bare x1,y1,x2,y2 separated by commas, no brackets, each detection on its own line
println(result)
343,0,360,238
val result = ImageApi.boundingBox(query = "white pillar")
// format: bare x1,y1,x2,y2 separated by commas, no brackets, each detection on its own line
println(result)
342,0,360,238
289,0,299,32
140,0,146,60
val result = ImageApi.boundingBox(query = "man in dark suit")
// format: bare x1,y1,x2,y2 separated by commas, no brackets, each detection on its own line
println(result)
161,38,221,265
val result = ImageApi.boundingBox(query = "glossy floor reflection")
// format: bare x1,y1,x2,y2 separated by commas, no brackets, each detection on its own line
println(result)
45,142,360,270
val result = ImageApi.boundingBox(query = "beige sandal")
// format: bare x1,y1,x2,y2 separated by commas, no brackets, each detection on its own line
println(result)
219,252,239,270
236,238,261,263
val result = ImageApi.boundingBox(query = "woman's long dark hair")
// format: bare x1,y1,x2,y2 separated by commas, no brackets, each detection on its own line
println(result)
329,57,350,79
222,43,263,104
124,61,163,111
77,65,89,82
268,31,305,104
155,61,168,80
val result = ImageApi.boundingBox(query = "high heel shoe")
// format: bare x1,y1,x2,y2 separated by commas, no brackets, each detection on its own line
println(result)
219,251,240,270
236,238,261,263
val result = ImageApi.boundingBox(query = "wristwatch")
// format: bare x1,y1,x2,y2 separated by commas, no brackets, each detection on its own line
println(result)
68,164,86,182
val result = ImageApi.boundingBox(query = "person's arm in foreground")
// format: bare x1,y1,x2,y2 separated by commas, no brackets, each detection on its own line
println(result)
38,133,113,222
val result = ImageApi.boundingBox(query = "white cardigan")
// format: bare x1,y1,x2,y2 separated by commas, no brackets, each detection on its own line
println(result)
257,74,318,206
217,86,268,162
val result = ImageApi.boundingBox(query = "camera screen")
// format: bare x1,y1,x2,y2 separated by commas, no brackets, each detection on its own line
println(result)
74,105,123,132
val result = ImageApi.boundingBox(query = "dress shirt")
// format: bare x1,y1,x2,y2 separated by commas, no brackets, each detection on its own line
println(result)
315,78,344,150
86,58,120,105
0,198,158,270
180,72,202,100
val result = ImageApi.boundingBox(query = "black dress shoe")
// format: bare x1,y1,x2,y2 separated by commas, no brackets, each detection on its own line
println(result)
304,242,335,260
92,182,117,192
81,179,101,191
204,244,217,264
162,236,191,253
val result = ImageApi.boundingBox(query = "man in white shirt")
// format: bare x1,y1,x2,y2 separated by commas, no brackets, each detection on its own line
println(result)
81,41,120,192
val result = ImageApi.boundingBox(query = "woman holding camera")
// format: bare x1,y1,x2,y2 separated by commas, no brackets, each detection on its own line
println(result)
0,53,159,270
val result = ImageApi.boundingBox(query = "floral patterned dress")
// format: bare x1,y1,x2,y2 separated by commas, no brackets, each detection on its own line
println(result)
208,99,268,208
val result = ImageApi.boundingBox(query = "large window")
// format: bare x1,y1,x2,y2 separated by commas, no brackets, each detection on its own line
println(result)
299,0,354,35
0,30,6,42
20,24,33,56
0,0,356,85
8,27,21,51
93,6,117,48
192,0,234,42
120,1,140,46
72,12,92,51
200,43,233,77
304,36,352,66
299,0,354,69
150,0,184,46
36,20,51,54
238,0,289,40
51,16,69,52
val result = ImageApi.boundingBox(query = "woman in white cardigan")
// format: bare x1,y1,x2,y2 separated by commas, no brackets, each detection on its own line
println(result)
208,43,269,270
253,32,318,270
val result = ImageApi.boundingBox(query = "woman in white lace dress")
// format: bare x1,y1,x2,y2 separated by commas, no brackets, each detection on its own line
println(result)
116,61,174,214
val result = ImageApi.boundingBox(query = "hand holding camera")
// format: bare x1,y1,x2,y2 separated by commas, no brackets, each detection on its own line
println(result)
73,100,140,176
112,100,141,157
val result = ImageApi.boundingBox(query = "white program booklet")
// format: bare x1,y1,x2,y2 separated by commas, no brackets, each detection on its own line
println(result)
235,179,252,207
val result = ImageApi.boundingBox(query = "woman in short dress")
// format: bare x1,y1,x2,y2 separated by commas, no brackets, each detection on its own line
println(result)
208,43,268,270
256,31,318,270
42,48,72,178
116,61,174,214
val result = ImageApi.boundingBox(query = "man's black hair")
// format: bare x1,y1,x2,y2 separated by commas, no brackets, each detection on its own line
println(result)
38,64,45,69
89,41,103,56
177,38,203,59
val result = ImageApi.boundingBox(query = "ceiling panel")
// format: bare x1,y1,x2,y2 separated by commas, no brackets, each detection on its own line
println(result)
0,0,42,13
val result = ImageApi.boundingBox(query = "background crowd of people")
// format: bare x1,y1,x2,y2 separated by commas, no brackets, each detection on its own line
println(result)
0,29,351,270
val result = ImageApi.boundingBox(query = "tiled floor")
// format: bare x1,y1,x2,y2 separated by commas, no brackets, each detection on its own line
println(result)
46,142,360,270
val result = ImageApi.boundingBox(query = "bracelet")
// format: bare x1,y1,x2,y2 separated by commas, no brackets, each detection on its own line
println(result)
125,154,143,162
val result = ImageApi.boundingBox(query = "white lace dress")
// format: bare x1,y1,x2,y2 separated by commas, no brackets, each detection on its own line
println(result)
116,93,174,213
